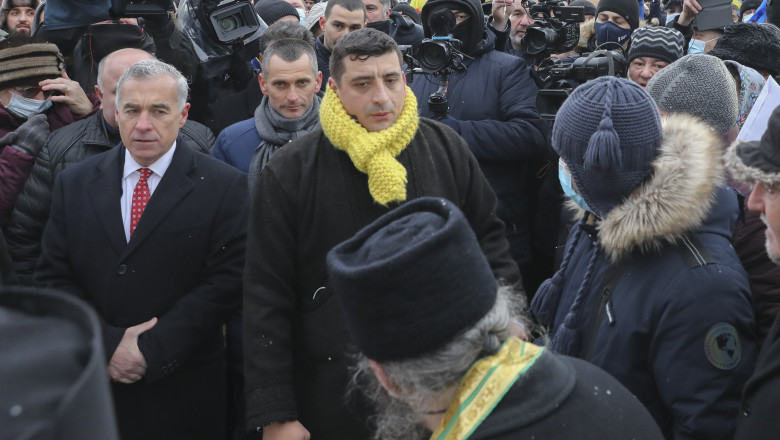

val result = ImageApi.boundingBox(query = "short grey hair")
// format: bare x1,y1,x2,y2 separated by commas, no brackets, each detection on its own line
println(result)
261,38,318,77
379,0,391,15
115,59,188,112
349,286,532,440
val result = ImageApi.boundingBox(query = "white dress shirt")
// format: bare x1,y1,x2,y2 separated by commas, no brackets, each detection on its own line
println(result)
121,142,177,241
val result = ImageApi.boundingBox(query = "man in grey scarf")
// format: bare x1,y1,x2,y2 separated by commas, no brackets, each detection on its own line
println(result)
212,38,322,191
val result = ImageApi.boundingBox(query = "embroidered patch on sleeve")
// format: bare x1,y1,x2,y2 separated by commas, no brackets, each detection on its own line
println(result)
704,323,741,370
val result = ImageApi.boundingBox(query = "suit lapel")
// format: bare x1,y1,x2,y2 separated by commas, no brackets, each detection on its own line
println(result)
86,146,126,255
122,143,196,258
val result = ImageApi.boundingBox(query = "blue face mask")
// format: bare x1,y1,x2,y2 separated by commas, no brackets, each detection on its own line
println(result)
665,12,679,25
5,93,52,119
296,7,306,24
559,159,591,212
594,21,633,47
687,36,719,54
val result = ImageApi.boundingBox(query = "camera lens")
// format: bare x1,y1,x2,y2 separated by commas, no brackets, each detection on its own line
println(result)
418,41,450,73
523,26,558,55
218,15,243,32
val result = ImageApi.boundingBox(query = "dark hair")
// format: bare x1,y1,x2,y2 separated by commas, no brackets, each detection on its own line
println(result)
329,28,402,84
324,0,366,20
261,38,318,75
258,20,315,54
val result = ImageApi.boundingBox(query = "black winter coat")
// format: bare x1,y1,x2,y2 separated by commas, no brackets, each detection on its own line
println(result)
4,111,214,284
409,11,548,267
243,118,520,438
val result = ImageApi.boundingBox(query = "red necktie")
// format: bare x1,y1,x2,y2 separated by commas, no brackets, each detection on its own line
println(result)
130,168,153,236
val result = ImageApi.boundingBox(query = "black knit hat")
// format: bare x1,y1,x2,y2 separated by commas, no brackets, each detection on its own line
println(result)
709,22,780,76
327,197,498,362
628,26,685,63
393,2,422,24
254,0,300,25
596,0,640,29
740,0,761,16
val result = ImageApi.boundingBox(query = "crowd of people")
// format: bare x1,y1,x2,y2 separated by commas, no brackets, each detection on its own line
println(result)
1,0,780,438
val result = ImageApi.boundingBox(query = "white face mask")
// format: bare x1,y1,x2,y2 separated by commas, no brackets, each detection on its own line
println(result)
296,7,306,24
5,93,52,118
743,12,754,21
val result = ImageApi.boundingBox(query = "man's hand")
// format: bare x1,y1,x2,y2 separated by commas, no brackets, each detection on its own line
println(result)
109,317,158,384
40,72,94,118
262,421,310,440
678,0,702,26
492,0,515,31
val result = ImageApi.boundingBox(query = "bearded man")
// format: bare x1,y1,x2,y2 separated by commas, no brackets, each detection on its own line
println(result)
243,27,520,440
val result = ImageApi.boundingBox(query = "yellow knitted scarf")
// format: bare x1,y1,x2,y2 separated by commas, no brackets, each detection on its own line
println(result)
320,84,419,206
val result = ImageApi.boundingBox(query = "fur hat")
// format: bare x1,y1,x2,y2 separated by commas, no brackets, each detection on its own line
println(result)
596,0,640,29
1,287,119,439
709,22,780,76
0,0,40,30
726,104,780,187
255,0,300,26
0,39,64,91
553,76,663,219
628,26,685,63
326,197,498,362
646,54,738,134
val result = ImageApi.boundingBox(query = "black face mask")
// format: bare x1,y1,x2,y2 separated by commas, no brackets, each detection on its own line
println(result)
451,18,476,54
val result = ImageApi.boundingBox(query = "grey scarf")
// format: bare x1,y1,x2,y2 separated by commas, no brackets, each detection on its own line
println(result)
251,94,321,174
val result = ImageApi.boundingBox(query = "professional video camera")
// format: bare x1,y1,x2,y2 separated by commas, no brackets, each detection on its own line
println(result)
401,7,472,118
110,0,173,16
178,0,264,78
535,48,627,124
520,0,584,59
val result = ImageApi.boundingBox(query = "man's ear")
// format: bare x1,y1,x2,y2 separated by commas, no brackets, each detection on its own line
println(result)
369,360,402,398
320,15,326,30
95,85,103,109
259,72,269,95
179,102,190,128
315,71,323,92
328,76,338,93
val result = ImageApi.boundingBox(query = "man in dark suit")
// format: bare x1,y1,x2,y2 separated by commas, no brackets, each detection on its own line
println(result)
36,59,248,440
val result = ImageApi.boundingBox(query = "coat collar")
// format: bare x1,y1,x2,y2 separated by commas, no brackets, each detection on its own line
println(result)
86,139,198,257
569,114,725,261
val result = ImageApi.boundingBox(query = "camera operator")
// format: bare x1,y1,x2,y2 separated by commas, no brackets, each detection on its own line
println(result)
411,0,547,285
591,0,639,49
489,0,536,65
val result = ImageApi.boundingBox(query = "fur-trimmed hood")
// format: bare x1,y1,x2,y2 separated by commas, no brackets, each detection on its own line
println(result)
725,138,780,187
570,114,725,261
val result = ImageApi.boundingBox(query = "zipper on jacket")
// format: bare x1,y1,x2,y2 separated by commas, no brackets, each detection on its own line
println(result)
580,285,613,360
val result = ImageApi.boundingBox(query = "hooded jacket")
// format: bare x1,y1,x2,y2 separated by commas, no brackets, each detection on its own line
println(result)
532,115,758,440
410,0,547,267
4,111,214,284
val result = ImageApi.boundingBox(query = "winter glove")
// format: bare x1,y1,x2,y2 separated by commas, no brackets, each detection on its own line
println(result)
1,114,49,157
439,115,461,134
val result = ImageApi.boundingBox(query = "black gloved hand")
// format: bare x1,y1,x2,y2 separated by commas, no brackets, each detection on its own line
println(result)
140,12,174,38
1,114,50,157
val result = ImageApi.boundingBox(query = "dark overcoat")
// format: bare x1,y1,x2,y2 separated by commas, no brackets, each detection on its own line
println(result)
36,140,248,440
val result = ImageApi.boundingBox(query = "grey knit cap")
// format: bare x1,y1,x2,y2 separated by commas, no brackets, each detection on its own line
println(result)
628,26,685,64
646,54,738,134
553,76,663,219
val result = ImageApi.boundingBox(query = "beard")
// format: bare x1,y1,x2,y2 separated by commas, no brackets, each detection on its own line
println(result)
350,361,431,440
760,213,780,264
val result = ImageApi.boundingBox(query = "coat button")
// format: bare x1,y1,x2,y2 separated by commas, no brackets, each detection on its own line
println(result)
117,264,127,275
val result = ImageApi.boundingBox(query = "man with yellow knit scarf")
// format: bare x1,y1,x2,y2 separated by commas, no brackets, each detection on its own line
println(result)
244,28,521,440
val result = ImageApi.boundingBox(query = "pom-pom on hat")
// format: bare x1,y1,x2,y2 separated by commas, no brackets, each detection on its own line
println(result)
327,197,498,362
552,76,663,218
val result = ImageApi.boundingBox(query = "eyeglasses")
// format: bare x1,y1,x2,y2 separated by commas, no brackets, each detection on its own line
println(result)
12,86,53,99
